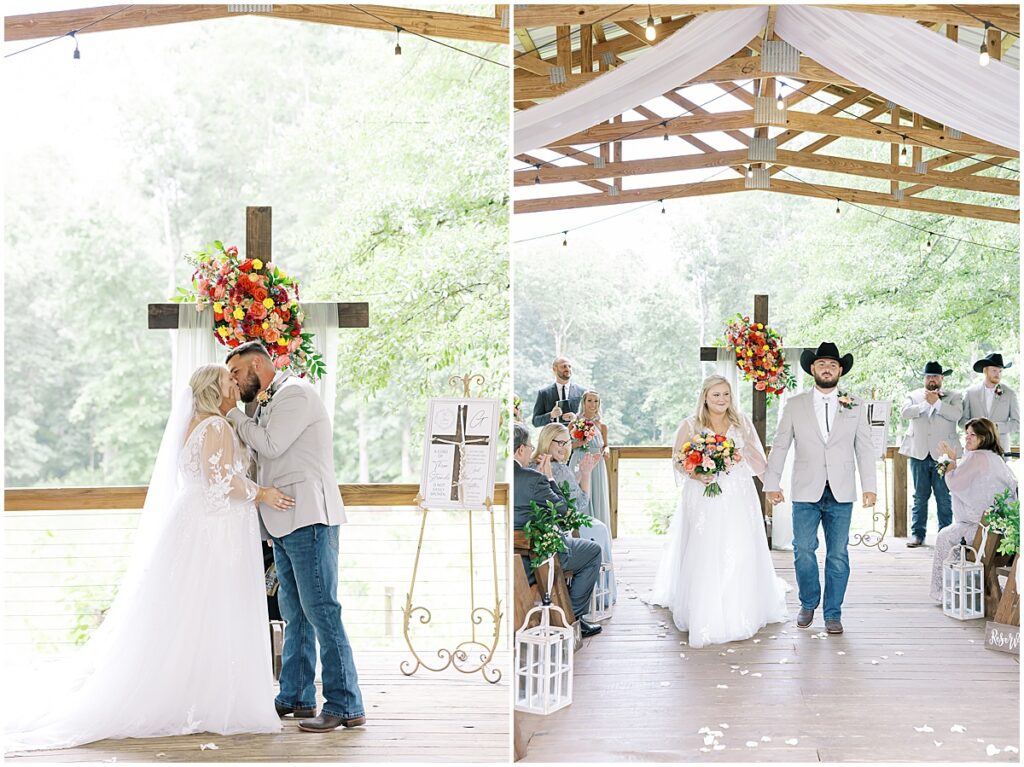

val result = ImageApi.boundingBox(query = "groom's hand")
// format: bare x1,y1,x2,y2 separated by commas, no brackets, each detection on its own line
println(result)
766,490,785,504
862,492,877,507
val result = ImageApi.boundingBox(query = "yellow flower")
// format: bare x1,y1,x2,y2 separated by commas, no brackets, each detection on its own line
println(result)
252,259,263,270
262,322,269,329
682,442,691,451
263,298,274,309
278,337,289,346
747,351,754,357
757,323,763,329
233,307,244,320
213,302,223,313
723,441,731,448
762,344,769,351
217,325,230,337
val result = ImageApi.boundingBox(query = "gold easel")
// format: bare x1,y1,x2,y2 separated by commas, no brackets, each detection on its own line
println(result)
851,388,891,552
400,373,504,683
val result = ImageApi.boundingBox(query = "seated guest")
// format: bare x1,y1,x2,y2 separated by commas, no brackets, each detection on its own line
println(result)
533,423,616,606
532,356,585,427
929,418,1018,602
513,423,602,637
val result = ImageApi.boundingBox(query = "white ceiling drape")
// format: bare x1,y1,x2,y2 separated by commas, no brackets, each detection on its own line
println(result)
514,7,768,155
774,5,1019,151
514,5,1020,155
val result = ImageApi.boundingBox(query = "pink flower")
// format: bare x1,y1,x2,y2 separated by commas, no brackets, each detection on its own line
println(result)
212,285,225,299
288,338,301,353
198,278,209,294
701,458,716,471
273,354,290,369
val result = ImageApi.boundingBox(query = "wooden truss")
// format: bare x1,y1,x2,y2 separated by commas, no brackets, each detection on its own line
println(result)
514,4,1020,223
4,4,509,44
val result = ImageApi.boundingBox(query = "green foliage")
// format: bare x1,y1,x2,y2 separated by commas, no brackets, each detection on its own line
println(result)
523,481,594,572
986,488,1020,557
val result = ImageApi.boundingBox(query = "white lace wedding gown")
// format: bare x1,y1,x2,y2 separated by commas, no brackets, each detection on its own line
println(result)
650,414,789,648
5,414,281,753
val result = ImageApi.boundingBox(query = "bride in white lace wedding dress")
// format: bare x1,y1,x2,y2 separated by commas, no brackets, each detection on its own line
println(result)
5,365,293,753
650,375,789,648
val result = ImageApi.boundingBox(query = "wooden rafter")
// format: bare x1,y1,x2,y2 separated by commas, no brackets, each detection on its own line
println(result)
514,4,1020,223
4,4,509,44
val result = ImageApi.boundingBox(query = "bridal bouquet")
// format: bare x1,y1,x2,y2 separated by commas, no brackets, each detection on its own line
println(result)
675,430,739,497
569,418,599,452
174,241,325,381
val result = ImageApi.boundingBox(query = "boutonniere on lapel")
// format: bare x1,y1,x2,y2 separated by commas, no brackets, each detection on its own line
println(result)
837,392,855,410
256,388,274,406
995,385,1004,397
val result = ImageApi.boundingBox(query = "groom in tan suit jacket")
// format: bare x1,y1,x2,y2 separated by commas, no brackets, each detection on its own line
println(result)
763,342,877,636
224,341,365,734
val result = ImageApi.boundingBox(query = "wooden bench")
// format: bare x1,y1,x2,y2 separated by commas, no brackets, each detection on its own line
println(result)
994,559,1019,626
513,530,575,632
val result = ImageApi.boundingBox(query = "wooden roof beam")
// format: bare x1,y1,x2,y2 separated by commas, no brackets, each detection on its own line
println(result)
4,4,510,44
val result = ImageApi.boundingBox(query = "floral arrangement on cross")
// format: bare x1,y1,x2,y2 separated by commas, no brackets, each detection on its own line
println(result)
174,241,325,381
724,314,795,404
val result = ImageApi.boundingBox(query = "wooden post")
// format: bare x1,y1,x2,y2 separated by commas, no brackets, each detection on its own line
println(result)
607,447,620,539
752,294,768,527
245,205,272,262
893,451,908,537
579,24,593,73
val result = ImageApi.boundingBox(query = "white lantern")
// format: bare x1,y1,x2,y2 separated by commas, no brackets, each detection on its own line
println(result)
514,557,574,715
585,562,614,622
943,537,985,620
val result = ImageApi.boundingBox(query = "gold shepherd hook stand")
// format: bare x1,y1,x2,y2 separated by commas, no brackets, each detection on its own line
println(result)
851,388,891,552
400,373,504,683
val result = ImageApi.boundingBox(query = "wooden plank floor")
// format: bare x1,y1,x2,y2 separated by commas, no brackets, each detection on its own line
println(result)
517,537,1020,763
8,650,510,763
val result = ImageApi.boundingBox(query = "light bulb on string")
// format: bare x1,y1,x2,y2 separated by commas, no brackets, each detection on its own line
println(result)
980,23,991,66
925,233,933,253
394,26,402,56
69,30,80,60
534,164,541,184
900,137,908,161
776,80,784,110
562,231,568,247
660,199,666,214
645,6,656,41
835,199,841,215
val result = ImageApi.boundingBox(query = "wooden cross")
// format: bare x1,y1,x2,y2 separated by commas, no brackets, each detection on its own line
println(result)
699,294,810,544
147,206,370,330
431,404,491,502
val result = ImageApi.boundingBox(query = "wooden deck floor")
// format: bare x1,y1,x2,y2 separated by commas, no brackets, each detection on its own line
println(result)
517,537,1019,763
8,650,510,763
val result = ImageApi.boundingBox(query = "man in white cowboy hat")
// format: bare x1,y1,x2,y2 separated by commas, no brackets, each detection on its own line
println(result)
898,361,963,548
960,352,1019,455
764,342,877,635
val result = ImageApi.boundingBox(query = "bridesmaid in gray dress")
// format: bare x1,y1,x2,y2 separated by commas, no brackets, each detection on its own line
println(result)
568,391,612,529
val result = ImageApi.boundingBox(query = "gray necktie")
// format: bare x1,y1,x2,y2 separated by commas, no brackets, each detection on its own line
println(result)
825,401,830,434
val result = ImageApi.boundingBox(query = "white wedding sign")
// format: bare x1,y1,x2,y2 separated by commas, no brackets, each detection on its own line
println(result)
420,398,500,509
866,399,892,459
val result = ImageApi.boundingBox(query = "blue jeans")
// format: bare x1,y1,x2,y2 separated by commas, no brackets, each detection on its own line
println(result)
271,524,364,719
792,485,853,621
910,456,952,540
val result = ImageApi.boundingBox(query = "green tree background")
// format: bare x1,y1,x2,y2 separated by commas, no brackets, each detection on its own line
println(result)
5,12,508,487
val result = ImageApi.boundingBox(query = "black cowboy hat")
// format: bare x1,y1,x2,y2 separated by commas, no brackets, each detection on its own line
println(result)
973,352,1012,373
921,361,952,377
800,342,854,376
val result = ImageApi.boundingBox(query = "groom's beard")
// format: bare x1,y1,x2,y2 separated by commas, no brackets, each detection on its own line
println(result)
238,371,262,403
925,381,941,391
813,374,838,390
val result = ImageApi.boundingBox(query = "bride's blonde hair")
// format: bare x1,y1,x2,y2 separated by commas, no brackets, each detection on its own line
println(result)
694,375,742,431
190,364,227,420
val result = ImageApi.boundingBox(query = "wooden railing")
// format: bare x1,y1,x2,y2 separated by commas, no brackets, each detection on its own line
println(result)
4,483,509,511
605,446,1024,539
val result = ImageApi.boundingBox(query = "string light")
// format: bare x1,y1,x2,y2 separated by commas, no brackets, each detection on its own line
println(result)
900,136,908,160
69,30,80,59
534,164,541,184
394,26,402,55
979,23,991,66
835,199,841,215
776,80,784,110
925,232,933,252
645,5,656,41
562,231,568,246
660,199,666,214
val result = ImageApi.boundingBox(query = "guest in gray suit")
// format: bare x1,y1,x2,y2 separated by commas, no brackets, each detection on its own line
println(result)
513,423,603,638
223,342,364,733
960,352,1019,455
532,357,585,427
898,361,963,548
764,342,877,635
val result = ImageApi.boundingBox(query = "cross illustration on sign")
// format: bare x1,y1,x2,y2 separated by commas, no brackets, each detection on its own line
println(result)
431,403,491,502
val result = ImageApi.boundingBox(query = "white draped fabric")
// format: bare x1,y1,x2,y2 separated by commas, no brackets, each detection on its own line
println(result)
171,303,338,423
514,7,767,154
775,5,1019,151
515,6,1019,155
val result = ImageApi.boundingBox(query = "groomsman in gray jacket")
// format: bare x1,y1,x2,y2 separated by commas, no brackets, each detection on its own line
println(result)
898,361,963,549
764,342,877,636
960,352,1019,455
